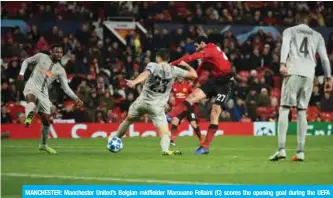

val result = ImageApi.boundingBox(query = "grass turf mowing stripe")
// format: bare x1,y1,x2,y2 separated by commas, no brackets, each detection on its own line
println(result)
2,173,232,185
2,145,333,152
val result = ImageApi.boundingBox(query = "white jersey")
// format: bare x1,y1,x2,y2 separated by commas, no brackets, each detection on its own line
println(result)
137,62,188,106
20,53,78,100
280,24,331,79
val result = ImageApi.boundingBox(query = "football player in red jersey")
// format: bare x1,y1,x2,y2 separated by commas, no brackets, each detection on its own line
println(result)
167,77,203,146
169,36,235,155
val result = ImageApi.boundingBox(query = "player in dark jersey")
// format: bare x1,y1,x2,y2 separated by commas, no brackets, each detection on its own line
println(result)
169,36,235,155
167,77,203,146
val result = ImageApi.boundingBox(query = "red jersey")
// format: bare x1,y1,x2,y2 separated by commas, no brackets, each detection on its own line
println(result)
172,80,192,106
171,43,232,78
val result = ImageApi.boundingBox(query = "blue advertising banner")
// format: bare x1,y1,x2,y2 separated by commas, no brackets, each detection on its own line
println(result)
22,185,333,198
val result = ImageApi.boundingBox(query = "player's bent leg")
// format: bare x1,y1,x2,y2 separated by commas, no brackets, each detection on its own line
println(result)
115,117,134,139
195,104,221,155
269,106,290,161
292,108,307,161
169,88,206,120
24,94,37,127
38,112,56,154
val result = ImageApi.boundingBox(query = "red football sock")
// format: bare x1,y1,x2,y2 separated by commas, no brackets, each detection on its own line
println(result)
170,124,178,142
202,124,218,148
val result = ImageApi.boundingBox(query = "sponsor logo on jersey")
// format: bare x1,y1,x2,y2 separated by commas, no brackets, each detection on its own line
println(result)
40,68,56,78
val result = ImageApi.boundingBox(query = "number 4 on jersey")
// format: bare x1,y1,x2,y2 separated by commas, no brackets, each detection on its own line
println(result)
299,37,309,57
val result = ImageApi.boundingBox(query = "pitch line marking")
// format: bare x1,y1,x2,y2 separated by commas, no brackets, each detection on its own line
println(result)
2,173,231,185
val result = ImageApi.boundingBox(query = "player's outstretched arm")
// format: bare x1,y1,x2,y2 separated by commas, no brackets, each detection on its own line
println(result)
171,51,205,65
177,61,198,79
126,70,151,88
59,68,83,107
18,53,42,81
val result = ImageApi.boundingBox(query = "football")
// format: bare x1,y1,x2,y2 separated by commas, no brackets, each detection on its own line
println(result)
107,137,123,153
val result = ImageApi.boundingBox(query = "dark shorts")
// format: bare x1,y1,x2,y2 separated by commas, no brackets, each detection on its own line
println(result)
177,110,197,122
200,75,235,106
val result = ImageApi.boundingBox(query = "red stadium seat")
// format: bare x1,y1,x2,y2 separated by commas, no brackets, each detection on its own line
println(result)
320,112,333,122
307,106,320,119
273,76,282,88
240,117,252,122
291,108,297,122
307,114,317,122
270,88,281,98
256,107,274,119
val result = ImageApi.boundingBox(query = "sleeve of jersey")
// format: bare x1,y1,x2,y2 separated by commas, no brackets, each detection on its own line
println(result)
280,28,292,64
173,67,188,78
19,53,42,75
171,51,206,65
145,63,156,74
317,36,331,77
59,69,79,100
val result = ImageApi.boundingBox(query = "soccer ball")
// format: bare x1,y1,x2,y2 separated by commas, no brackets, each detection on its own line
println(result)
107,137,123,153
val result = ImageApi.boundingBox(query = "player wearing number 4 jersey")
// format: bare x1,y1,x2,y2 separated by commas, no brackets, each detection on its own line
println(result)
169,36,235,155
112,49,198,156
270,12,332,162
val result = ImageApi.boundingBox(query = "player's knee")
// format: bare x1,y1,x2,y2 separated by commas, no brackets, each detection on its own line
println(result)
158,126,169,136
126,116,134,122
171,117,179,125
190,121,197,128
41,117,50,126
26,94,37,103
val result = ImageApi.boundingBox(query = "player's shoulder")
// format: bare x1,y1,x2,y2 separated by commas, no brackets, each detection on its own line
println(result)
36,53,49,59
57,65,66,74
146,62,161,70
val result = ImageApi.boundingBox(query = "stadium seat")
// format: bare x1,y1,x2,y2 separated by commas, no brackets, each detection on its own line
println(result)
273,76,281,88
291,108,297,122
270,88,281,98
307,106,320,119
256,106,273,119
320,112,333,122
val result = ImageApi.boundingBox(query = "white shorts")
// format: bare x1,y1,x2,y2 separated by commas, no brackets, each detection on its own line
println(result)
128,99,168,128
23,83,51,114
280,75,313,110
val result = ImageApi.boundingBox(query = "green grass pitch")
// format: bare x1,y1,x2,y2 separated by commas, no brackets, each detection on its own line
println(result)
2,136,333,197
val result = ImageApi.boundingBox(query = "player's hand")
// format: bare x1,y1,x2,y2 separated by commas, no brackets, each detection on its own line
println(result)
75,99,84,107
125,79,136,88
17,75,24,81
178,61,189,67
280,64,289,76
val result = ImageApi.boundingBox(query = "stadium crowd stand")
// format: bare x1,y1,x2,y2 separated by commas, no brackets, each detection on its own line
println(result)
1,1,333,124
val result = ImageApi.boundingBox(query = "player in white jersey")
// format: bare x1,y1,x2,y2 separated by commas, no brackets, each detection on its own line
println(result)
18,44,83,154
111,49,198,155
270,13,332,161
